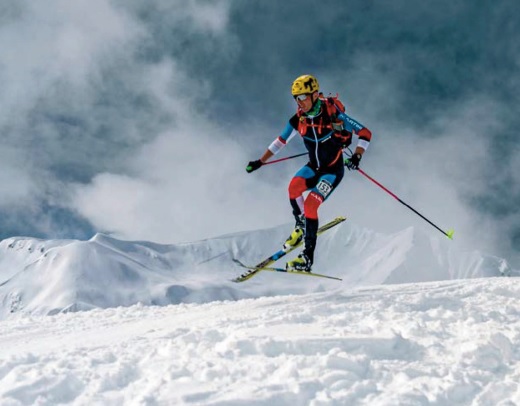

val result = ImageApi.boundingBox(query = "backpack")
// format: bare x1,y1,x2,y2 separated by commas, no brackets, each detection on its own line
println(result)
321,93,346,118
297,93,351,145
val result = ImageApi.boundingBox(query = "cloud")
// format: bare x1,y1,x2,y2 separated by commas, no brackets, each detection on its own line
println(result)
0,146,34,206
72,121,291,243
0,0,146,231
0,0,517,266
0,0,235,238
0,0,139,117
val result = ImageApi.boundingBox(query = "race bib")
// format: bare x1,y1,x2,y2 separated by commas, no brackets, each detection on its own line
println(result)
316,179,332,198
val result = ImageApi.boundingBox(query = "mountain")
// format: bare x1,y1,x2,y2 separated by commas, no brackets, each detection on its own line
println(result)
0,221,519,405
0,220,515,319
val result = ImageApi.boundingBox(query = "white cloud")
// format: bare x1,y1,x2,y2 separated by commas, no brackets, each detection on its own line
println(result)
0,0,140,117
72,114,291,243
66,41,289,242
0,0,145,215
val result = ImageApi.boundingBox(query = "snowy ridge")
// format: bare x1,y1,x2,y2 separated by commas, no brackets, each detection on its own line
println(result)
0,220,514,319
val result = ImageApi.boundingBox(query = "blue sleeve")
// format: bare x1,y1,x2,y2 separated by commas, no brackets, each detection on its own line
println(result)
280,121,296,141
338,112,365,133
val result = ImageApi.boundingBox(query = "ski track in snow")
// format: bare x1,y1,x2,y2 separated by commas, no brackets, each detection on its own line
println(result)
1,278,520,405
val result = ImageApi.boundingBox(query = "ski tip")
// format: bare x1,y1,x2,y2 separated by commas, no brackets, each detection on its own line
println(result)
446,229,455,240
230,275,247,283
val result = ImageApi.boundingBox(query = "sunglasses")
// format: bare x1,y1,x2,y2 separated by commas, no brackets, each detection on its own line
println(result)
294,94,310,101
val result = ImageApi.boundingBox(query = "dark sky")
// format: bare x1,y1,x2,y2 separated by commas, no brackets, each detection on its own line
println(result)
0,0,518,266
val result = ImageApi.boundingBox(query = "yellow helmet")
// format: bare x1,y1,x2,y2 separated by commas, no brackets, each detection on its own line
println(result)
291,74,319,96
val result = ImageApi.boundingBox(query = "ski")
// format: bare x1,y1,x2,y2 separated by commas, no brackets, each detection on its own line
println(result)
231,216,346,283
264,267,342,281
234,260,342,281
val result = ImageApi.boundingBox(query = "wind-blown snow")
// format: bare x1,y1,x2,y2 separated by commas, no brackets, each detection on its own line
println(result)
0,220,518,405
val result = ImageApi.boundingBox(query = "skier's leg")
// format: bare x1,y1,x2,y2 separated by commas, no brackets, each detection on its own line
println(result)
288,164,316,222
285,165,317,248
299,169,344,269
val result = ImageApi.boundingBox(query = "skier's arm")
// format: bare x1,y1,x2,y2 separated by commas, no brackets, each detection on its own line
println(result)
246,120,298,173
337,112,372,156
261,122,298,162
337,111,372,170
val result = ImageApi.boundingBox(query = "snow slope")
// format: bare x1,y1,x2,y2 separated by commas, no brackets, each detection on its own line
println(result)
1,278,520,405
0,220,514,319
0,220,519,405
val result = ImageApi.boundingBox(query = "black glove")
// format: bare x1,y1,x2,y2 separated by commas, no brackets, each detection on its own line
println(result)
246,159,263,173
345,153,362,170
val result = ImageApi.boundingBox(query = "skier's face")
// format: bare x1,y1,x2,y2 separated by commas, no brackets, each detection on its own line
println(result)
295,92,317,112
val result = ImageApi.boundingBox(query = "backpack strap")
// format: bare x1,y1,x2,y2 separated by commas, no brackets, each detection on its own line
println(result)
295,93,347,136
320,93,345,117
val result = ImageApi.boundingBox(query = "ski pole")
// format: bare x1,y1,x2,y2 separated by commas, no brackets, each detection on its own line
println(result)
263,152,307,166
356,167,455,240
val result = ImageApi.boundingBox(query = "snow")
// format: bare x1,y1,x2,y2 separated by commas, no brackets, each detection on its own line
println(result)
0,220,519,405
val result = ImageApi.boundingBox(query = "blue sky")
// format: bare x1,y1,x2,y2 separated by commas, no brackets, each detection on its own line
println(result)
0,0,518,266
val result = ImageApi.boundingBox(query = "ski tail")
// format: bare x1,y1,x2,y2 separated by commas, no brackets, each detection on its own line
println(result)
262,267,342,281
231,216,346,283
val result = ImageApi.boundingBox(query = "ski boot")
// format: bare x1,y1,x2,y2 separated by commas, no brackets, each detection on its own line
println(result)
283,215,305,250
286,252,312,272
287,218,316,272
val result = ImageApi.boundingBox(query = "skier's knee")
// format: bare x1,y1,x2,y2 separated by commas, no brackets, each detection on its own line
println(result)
288,177,307,199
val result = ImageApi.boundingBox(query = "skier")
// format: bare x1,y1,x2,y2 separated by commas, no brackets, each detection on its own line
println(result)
246,74,372,272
